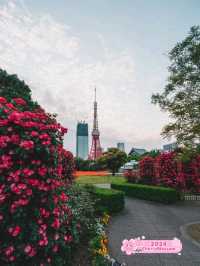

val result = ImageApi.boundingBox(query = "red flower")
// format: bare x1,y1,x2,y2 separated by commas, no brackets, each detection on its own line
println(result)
38,167,47,177
60,192,69,202
0,97,7,104
5,246,15,256
24,245,32,254
6,103,15,109
51,218,60,229
31,131,39,137
52,244,58,253
40,208,50,218
64,234,73,242
8,111,23,122
28,179,39,187
20,140,34,150
24,245,36,257
23,168,34,177
10,134,20,144
13,98,27,105
8,226,21,237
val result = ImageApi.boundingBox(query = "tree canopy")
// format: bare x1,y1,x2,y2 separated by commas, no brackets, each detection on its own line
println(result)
98,148,127,175
152,26,200,147
0,68,39,110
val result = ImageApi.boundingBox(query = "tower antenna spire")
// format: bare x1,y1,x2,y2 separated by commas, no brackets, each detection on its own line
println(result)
89,87,102,160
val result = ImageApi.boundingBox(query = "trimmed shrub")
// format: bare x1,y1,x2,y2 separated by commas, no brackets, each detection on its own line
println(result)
85,186,125,214
0,97,77,265
111,181,180,204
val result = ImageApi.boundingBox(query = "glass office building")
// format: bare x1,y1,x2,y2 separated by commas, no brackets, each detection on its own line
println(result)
76,122,89,159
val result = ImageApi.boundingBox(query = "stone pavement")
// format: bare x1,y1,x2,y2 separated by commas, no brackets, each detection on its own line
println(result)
107,197,200,266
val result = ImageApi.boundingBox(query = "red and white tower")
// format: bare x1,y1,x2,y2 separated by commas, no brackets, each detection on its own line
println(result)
89,88,102,160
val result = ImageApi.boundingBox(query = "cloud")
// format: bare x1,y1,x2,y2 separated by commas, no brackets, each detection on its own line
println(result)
0,0,166,153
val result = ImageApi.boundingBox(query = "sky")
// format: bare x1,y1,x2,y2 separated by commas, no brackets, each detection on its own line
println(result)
0,0,199,154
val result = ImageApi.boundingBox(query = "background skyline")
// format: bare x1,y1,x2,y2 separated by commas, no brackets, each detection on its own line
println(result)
0,0,199,154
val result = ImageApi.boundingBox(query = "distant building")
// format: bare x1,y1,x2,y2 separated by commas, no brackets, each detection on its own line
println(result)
121,160,139,171
117,142,125,152
76,122,89,159
129,147,147,156
163,142,178,152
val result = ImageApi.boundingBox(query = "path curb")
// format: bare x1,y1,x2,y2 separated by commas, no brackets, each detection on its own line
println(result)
180,221,200,249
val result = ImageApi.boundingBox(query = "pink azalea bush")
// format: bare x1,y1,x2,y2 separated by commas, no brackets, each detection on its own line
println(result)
139,156,155,184
155,152,178,188
0,97,76,265
124,170,139,183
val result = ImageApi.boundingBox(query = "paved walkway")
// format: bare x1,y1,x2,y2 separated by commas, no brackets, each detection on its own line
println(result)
108,197,200,266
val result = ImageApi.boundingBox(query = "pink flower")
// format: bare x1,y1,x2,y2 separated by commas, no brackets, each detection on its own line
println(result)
13,98,27,105
5,246,14,256
52,245,58,252
26,189,33,196
23,168,34,177
8,111,23,122
8,226,21,237
54,233,60,240
0,119,8,126
9,256,16,262
0,214,3,221
24,245,32,254
40,208,50,218
51,218,60,229
39,133,49,140
64,234,73,242
0,97,7,104
24,245,36,257
20,140,34,150
0,136,10,148
30,131,39,137
38,238,48,246
38,166,47,176
10,134,20,144
6,103,15,109
60,192,69,202
28,179,39,187
10,184,21,195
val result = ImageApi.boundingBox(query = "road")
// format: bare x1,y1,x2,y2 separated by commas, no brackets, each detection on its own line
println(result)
108,197,200,266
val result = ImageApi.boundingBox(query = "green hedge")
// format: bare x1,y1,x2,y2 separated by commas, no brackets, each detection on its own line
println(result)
111,181,180,204
85,186,125,214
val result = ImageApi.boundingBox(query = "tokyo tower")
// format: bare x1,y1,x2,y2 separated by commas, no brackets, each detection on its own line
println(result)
89,88,102,160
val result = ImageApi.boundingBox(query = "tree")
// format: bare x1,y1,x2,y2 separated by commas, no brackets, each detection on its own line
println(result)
0,68,39,110
98,148,127,175
152,26,200,147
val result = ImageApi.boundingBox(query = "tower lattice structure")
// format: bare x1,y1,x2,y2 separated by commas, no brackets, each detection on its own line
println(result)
89,88,102,160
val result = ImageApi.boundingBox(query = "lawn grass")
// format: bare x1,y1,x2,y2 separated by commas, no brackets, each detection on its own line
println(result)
76,175,125,184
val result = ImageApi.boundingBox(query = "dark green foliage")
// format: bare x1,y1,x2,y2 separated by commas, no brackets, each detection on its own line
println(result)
0,68,39,109
111,181,181,204
152,26,200,147
68,184,96,236
84,185,125,214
